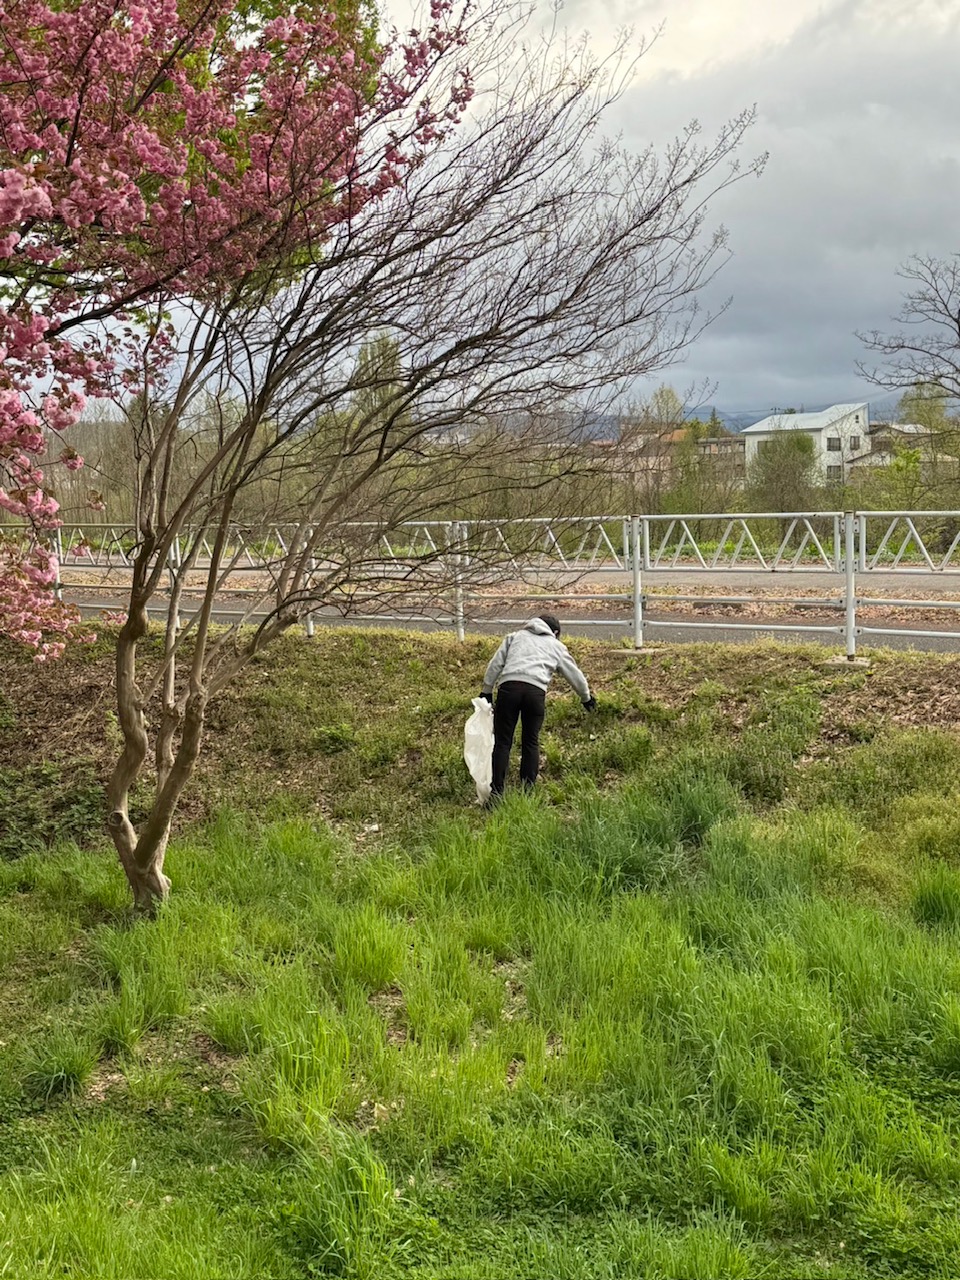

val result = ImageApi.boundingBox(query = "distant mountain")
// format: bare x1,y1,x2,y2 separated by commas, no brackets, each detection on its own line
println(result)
698,396,901,434
696,409,768,433
548,397,903,442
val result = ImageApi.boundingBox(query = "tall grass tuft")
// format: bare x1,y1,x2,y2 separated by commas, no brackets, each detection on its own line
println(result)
800,727,960,820
21,1029,100,1100
282,1125,400,1279
332,904,409,992
912,864,960,930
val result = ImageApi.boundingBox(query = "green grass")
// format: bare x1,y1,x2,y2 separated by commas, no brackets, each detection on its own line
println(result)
20,1028,100,1101
0,760,104,859
0,626,905,844
7,634,960,1275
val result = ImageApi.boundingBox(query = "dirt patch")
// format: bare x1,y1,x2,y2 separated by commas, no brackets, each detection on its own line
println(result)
87,1067,126,1103
192,1032,241,1075
354,1097,401,1132
495,960,528,1023
820,656,960,736
368,986,407,1047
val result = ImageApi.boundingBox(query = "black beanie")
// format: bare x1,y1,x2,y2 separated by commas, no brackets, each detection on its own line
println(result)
539,614,561,638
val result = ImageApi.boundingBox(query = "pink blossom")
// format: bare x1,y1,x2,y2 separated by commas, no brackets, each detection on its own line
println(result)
61,450,85,471
0,0,469,657
0,538,88,656
42,391,85,431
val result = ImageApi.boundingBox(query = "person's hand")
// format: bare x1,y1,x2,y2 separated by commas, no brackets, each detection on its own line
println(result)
480,691,493,704
583,696,597,712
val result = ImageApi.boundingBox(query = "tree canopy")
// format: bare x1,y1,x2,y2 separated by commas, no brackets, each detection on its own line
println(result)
0,0,470,655
1,0,762,906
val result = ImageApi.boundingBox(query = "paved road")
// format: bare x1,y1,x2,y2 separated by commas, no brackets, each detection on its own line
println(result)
64,591,960,654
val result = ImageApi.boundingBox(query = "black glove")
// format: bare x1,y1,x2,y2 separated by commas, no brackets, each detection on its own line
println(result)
583,696,597,712
480,691,493,704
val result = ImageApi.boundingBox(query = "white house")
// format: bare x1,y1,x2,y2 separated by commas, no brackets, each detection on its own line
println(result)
740,403,869,482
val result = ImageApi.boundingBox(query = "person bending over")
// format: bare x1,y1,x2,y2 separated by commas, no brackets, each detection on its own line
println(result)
480,615,595,799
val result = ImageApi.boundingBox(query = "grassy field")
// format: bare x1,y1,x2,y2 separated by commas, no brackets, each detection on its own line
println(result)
5,630,960,1276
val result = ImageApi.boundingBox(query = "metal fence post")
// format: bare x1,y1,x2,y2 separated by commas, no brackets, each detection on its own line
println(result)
631,515,643,648
453,521,465,642
53,527,64,603
642,516,651,572
305,550,317,638
167,535,182,631
843,510,857,659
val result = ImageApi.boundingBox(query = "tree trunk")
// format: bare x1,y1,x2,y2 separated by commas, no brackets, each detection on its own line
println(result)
107,606,152,904
114,686,207,914
106,594,210,913
125,858,173,914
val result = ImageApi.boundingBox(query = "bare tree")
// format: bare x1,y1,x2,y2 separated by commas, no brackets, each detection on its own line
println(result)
859,255,960,402
858,255,960,507
95,16,762,908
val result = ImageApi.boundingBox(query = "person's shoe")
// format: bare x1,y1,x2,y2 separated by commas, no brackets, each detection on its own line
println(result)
481,792,503,811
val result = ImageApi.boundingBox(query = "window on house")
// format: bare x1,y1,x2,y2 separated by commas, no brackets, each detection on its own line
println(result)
850,435,861,452
827,437,842,451
827,464,842,481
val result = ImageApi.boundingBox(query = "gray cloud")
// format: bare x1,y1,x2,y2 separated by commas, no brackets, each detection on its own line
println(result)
597,1,960,412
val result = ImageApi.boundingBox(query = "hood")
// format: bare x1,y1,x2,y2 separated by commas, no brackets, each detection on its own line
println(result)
524,618,556,637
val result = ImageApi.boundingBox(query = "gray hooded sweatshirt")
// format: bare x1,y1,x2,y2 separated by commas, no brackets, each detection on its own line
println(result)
482,618,591,701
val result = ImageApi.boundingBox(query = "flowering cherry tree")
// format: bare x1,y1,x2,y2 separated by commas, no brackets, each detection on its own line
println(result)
0,0,469,657
2,0,760,910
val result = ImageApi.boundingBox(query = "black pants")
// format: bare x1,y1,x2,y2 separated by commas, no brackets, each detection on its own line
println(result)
492,680,546,795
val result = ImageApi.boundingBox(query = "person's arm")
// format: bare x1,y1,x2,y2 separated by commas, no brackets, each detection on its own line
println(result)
554,641,591,702
481,636,511,697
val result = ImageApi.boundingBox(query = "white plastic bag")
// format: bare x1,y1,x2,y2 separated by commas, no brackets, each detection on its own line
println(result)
463,697,494,804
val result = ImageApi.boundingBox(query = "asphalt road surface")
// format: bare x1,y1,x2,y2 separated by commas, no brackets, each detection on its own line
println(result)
64,590,960,654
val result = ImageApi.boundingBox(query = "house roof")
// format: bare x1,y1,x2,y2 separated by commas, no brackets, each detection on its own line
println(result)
740,403,867,437
870,421,927,436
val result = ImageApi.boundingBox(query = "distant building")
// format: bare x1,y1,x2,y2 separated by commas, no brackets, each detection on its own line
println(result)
847,422,931,469
587,426,687,482
695,435,746,472
740,403,869,482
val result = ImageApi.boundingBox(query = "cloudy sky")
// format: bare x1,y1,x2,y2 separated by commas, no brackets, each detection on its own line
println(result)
386,0,960,416
549,0,960,415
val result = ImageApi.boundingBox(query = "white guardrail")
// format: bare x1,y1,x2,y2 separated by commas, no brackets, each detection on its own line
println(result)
12,509,960,653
